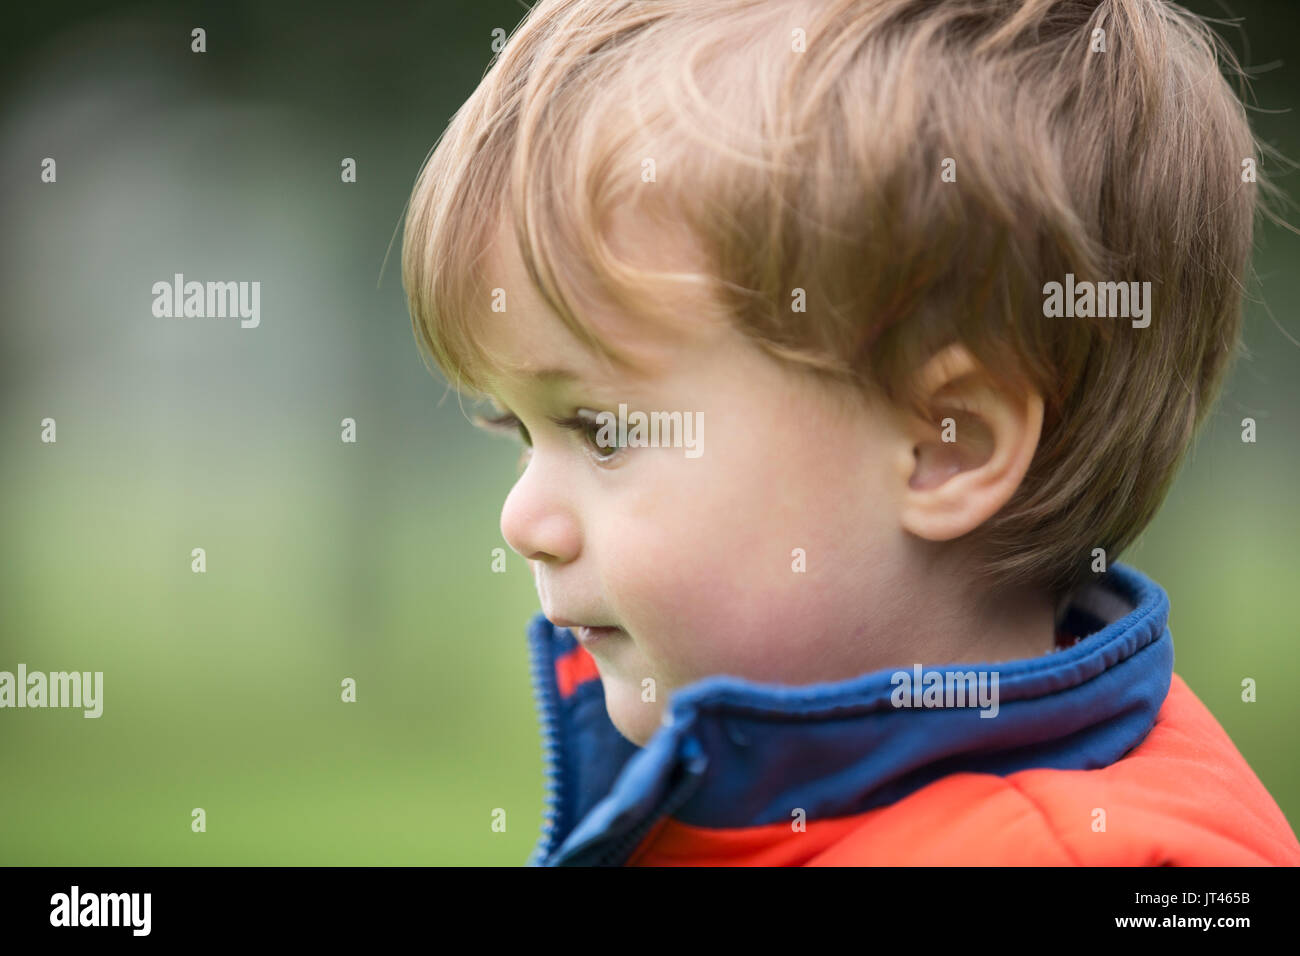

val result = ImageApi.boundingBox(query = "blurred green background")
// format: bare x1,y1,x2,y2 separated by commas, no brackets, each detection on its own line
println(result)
1,0,1296,865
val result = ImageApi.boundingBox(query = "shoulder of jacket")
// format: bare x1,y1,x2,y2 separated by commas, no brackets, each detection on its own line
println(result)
810,677,1300,865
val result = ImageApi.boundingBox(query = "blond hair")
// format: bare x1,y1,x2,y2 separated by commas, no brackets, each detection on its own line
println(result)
402,0,1264,600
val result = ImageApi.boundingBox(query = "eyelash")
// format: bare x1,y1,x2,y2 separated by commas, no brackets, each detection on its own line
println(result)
475,409,624,463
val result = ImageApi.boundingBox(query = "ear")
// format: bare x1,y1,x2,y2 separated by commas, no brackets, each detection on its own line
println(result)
894,343,1043,542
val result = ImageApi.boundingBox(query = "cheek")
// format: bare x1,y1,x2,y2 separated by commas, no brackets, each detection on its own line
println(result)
594,409,899,684
595,495,748,682
597,481,807,682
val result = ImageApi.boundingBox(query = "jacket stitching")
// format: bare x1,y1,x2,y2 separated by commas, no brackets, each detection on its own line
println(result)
1000,776,1085,866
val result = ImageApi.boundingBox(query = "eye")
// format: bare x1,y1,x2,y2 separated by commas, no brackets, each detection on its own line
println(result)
472,406,624,466
554,409,624,462
474,409,531,447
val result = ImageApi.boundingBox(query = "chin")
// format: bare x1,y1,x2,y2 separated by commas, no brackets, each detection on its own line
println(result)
605,687,660,747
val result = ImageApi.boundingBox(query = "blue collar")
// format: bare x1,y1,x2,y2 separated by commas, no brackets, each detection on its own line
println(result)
524,561,1173,866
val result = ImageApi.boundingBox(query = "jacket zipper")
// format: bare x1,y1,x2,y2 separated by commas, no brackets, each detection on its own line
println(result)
525,620,707,866
525,621,566,866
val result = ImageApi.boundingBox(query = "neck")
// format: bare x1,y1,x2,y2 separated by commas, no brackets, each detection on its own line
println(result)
890,541,1059,667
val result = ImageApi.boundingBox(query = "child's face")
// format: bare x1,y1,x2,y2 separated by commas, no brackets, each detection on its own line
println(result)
479,233,924,747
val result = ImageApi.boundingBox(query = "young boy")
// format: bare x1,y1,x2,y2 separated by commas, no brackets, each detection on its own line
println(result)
401,0,1300,865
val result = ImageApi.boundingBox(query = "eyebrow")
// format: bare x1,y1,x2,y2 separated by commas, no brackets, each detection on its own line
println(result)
517,366,581,383
483,364,584,393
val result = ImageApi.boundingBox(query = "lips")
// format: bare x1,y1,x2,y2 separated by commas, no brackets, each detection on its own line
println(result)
574,625,622,646
546,614,625,645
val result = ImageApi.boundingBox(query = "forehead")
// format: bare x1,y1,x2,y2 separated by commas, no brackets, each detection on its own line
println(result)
474,215,715,397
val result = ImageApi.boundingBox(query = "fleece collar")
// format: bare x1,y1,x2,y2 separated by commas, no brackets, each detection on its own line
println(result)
524,561,1173,866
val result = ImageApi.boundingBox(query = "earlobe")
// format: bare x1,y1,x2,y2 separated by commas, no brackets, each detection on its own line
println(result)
897,345,1044,543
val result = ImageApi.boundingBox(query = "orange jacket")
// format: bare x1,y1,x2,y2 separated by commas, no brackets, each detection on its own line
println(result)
523,563,1300,866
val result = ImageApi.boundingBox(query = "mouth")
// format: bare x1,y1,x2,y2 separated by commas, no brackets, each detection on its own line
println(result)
546,614,627,646
574,625,624,646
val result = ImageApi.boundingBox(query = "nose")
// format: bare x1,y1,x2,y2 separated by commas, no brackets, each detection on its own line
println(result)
499,459,582,564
